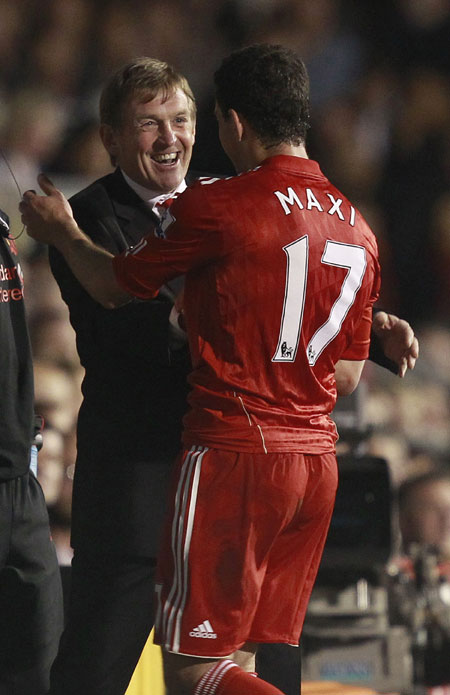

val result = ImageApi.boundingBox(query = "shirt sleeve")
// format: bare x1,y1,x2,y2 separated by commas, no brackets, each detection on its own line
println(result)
340,250,381,361
340,303,373,360
113,183,224,300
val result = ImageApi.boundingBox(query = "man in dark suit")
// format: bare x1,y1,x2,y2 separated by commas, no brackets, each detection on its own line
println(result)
46,57,418,695
48,58,195,695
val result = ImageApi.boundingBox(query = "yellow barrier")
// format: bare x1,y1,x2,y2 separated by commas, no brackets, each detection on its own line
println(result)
126,630,165,695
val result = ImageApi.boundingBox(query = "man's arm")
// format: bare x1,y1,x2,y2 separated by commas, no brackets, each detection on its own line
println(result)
335,359,365,396
336,309,418,396
20,175,130,309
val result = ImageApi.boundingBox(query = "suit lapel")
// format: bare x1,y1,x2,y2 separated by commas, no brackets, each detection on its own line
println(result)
103,169,185,297
106,169,159,249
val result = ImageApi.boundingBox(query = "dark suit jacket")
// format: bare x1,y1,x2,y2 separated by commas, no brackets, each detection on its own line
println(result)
49,168,191,556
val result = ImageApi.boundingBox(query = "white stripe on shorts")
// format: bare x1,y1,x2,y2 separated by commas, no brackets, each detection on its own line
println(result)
162,445,208,653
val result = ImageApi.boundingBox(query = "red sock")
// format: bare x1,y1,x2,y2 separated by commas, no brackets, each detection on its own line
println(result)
193,659,284,695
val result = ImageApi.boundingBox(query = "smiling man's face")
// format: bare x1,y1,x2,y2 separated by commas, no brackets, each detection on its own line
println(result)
103,88,196,193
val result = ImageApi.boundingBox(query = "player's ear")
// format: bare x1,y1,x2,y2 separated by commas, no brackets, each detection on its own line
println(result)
229,109,246,142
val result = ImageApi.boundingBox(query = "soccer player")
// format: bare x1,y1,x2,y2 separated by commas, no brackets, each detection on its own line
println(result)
21,43,385,694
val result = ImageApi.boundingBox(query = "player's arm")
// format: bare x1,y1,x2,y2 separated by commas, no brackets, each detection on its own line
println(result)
335,284,373,395
113,182,223,299
20,174,131,309
335,359,365,396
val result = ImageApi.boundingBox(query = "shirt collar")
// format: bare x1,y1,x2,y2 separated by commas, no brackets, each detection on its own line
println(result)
121,169,187,212
260,154,323,178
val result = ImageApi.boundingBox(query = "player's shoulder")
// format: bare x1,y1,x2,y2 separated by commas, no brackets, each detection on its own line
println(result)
353,208,379,254
172,175,226,211
165,172,247,232
191,173,232,191
187,167,261,199
325,180,379,251
173,172,248,222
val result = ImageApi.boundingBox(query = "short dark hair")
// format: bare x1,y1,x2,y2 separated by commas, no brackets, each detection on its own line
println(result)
214,44,310,149
398,467,450,510
100,56,196,130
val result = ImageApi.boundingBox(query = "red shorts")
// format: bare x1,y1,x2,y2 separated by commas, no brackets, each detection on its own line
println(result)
154,445,337,656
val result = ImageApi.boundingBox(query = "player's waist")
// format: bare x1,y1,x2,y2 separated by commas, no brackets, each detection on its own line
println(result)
182,409,338,454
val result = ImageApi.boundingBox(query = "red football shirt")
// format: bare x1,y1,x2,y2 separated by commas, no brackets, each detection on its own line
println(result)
113,156,380,453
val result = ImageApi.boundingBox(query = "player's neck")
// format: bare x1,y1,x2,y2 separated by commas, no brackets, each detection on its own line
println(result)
262,142,308,161
236,141,308,172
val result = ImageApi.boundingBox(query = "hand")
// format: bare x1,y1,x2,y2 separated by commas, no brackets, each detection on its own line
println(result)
19,173,78,247
372,311,419,377
174,288,186,332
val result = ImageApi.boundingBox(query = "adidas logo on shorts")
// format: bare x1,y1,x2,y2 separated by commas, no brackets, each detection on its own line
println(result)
189,620,217,639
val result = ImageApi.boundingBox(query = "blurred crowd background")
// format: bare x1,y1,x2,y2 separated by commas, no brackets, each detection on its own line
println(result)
0,0,449,563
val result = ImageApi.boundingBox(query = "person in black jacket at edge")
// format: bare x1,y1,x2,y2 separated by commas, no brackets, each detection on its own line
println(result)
0,207,63,695
46,57,418,695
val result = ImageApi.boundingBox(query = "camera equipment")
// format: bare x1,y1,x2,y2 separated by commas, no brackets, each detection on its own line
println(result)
301,390,412,693
301,390,450,694
301,453,413,694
